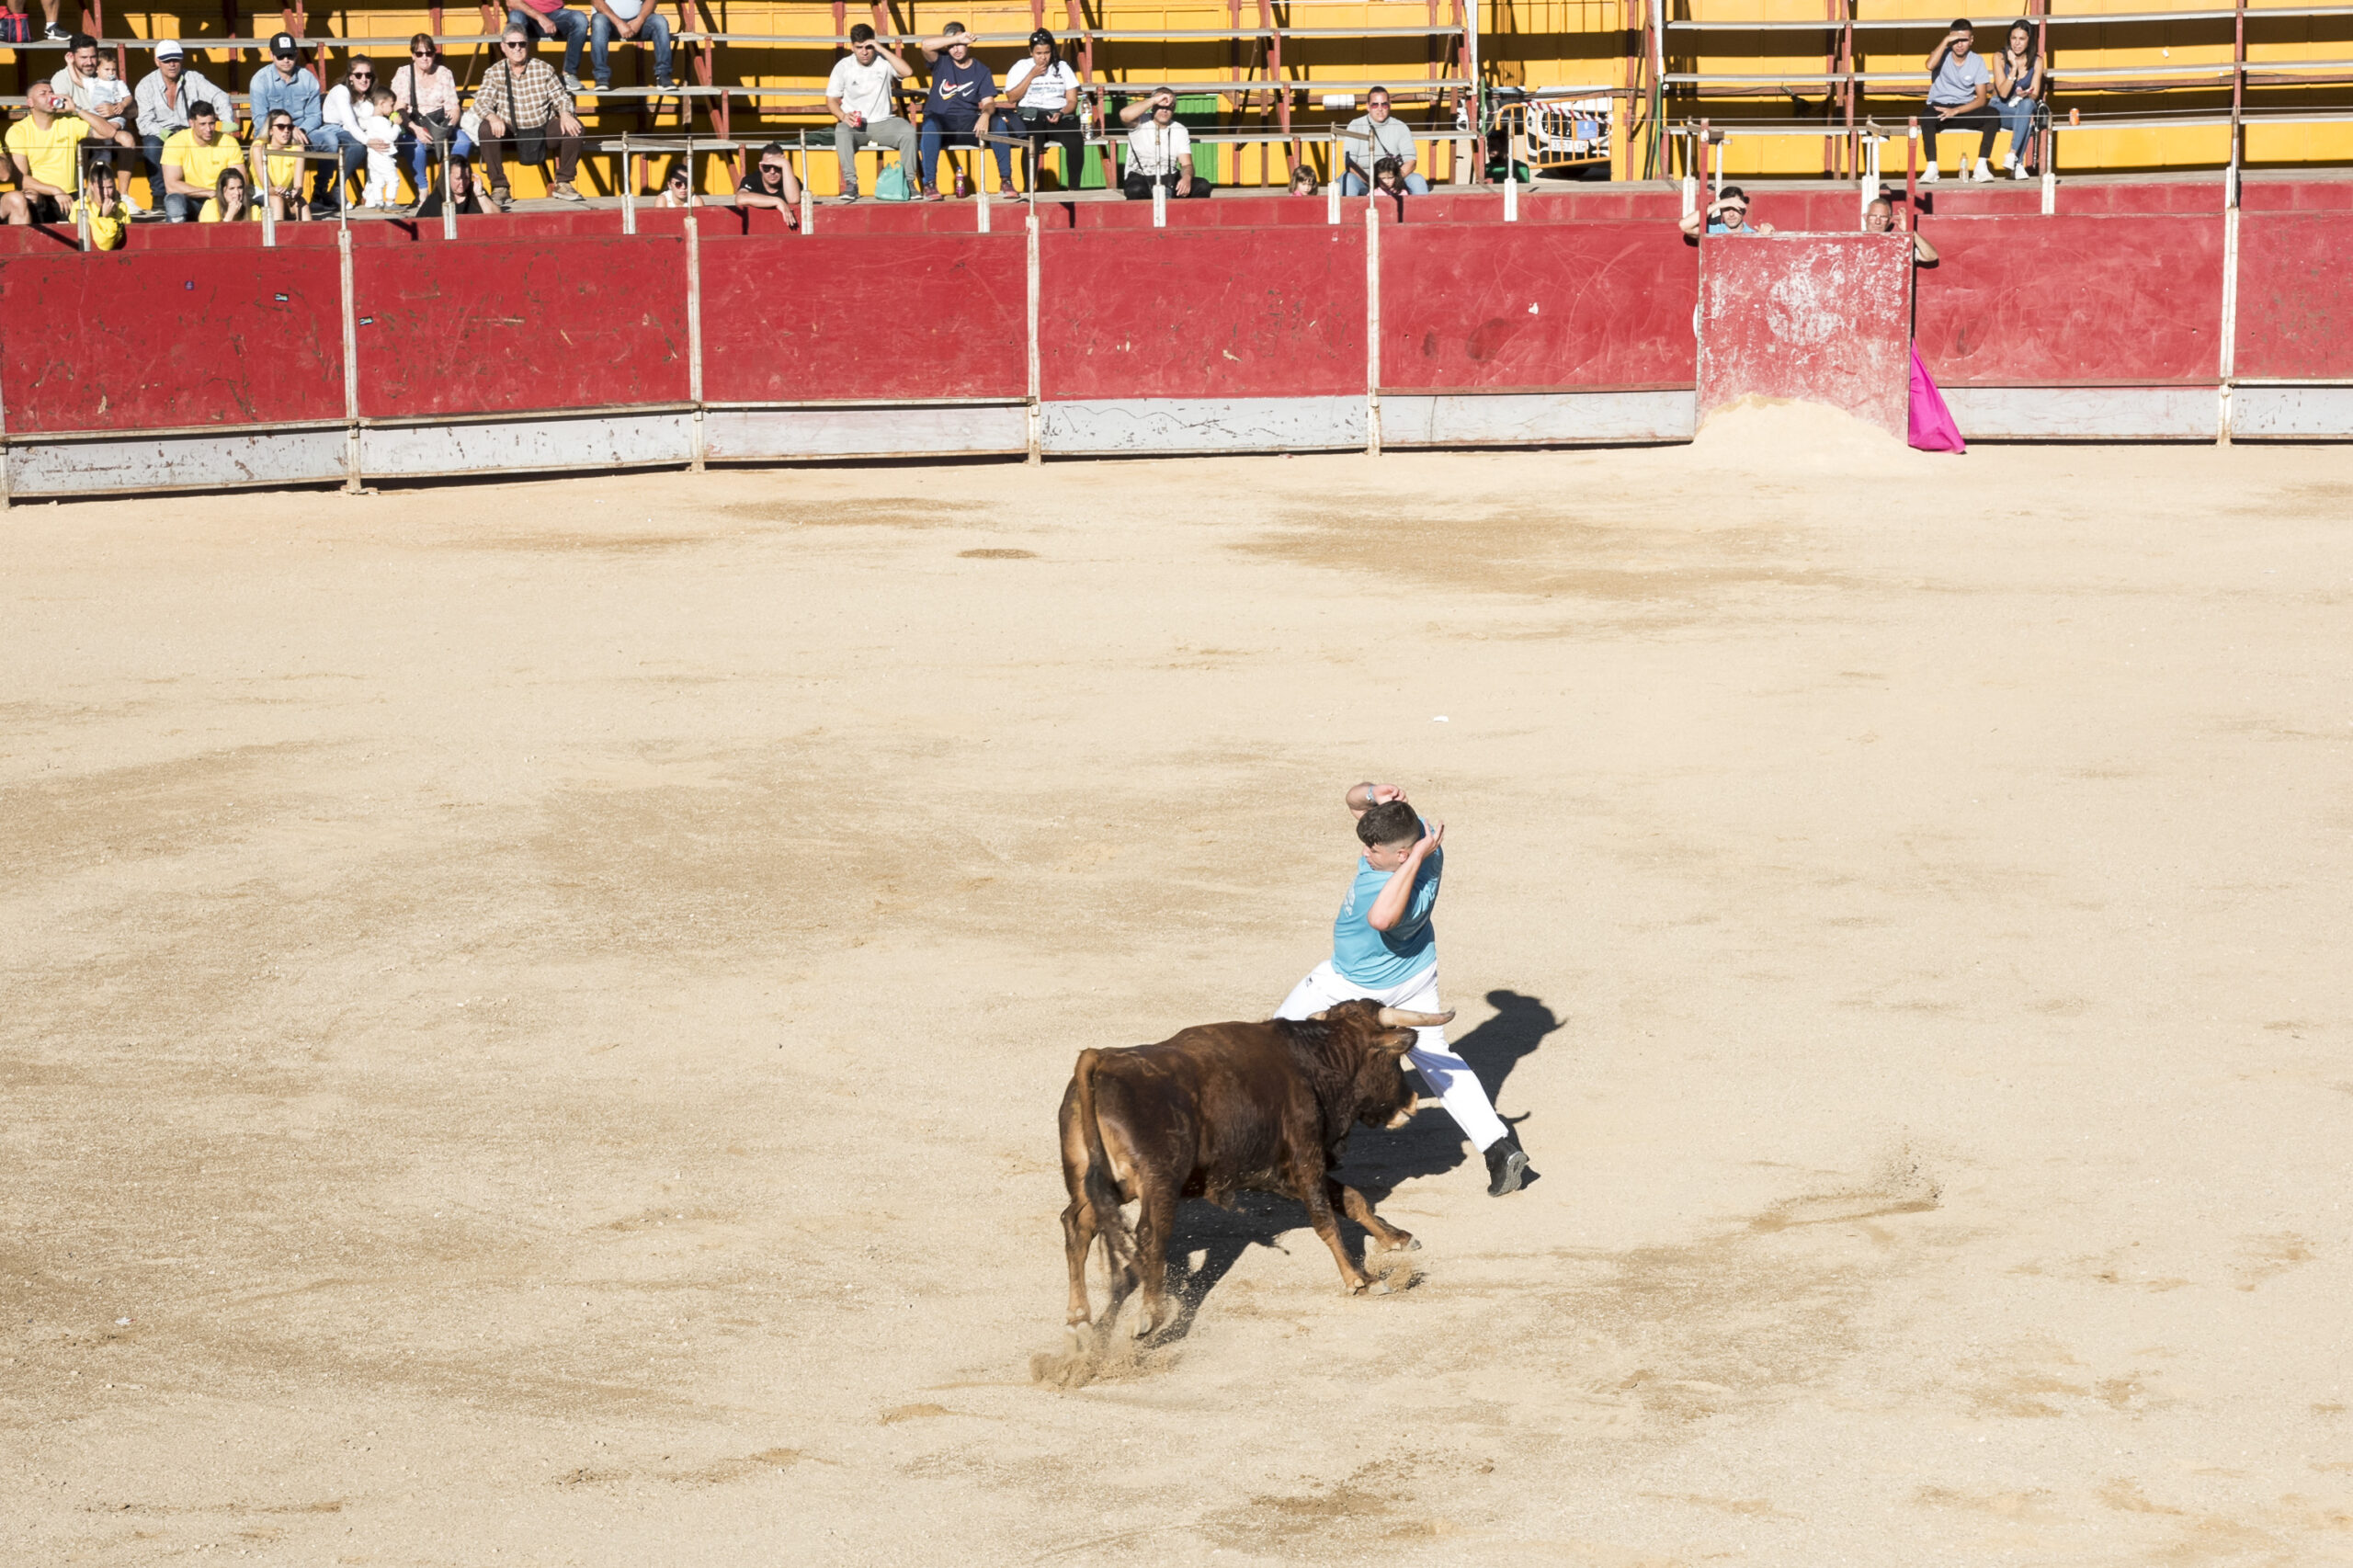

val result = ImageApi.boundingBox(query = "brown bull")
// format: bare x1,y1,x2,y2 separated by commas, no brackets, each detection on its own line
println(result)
1057,998,1451,1342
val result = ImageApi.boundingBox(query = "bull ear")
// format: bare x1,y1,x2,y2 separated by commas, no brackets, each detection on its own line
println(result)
1379,1030,1420,1056
1304,1007,1333,1021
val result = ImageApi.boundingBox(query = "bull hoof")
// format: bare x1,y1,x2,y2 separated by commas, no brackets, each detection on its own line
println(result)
1345,1279,1369,1296
1066,1323,1096,1357
1370,1277,1393,1296
1389,1236,1422,1253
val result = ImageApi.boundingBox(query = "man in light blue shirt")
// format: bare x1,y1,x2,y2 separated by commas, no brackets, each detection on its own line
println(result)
1274,784,1533,1196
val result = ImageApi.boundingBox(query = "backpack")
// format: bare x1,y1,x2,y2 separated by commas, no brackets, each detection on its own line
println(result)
0,6,31,42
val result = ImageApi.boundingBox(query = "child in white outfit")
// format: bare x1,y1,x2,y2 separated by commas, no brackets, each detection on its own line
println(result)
358,87,402,208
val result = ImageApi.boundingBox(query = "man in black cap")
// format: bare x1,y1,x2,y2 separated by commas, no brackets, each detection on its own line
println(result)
249,31,355,217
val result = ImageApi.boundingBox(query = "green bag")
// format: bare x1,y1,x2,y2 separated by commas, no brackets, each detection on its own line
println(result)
875,162,915,202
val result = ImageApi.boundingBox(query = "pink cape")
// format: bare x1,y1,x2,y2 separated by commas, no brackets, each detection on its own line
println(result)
1909,344,1967,453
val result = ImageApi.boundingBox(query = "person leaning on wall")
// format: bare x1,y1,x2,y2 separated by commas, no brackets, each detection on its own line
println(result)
1865,194,1938,264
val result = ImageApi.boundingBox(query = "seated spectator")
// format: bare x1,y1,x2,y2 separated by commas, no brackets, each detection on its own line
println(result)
392,35,472,200
1116,88,1210,200
1992,18,2043,178
414,156,485,218
162,100,243,224
135,41,234,214
318,59,386,214
589,0,673,91
655,163,692,207
72,163,128,248
50,34,136,165
200,164,254,222
1002,28,1081,194
251,110,310,222
1865,194,1938,262
1342,86,1427,197
734,142,804,222
249,34,335,217
1677,185,1775,236
827,24,915,204
1371,154,1408,198
1923,19,1998,183
510,0,590,92
3,83,86,226
1288,165,1318,196
916,23,1010,200
475,25,589,210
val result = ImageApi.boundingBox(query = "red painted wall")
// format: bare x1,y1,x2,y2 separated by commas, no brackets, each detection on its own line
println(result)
1378,221,1696,391
351,235,691,419
698,233,1027,403
0,246,345,434
1913,214,2224,384
1036,225,1368,400
2234,211,2353,380
1699,232,1913,437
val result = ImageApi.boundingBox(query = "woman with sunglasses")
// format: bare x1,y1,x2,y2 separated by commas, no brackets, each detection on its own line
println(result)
252,108,309,222
655,163,692,207
391,33,471,204
318,57,381,210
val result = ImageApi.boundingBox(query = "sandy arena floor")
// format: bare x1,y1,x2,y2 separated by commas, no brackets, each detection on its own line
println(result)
5,417,2351,1565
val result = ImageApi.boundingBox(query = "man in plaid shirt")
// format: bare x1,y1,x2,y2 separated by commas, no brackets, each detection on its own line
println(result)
474,23,587,209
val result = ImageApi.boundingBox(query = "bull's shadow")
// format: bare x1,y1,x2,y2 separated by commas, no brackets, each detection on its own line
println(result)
1145,989,1562,1342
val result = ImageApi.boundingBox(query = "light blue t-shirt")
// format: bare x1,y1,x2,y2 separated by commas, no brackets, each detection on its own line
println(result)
1332,845,1442,987
1929,48,1992,108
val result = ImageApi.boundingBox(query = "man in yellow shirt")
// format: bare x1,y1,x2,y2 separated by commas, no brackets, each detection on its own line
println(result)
3,82,94,225
161,100,242,223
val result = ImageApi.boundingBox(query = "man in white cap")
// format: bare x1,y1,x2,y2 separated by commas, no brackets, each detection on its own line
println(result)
134,41,233,214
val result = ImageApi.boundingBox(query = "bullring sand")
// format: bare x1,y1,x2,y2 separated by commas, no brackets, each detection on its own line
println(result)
6,412,2352,1564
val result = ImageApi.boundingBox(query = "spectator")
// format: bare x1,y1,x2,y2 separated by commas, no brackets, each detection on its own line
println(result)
509,0,590,92
415,156,485,218
1341,86,1427,196
162,99,243,223
31,0,66,43
826,24,915,204
248,33,333,216
1288,165,1318,196
392,35,471,199
734,141,804,220
475,24,589,210
252,109,309,222
2,83,85,225
316,58,386,213
1003,28,1081,193
916,23,1008,200
655,163,691,206
1992,18,2044,178
1865,194,1938,262
1116,87,1209,200
135,40,233,213
51,36,132,150
1371,154,1407,198
357,86,402,208
1923,18,1998,183
72,163,128,248
201,164,254,222
1678,185,1775,235
589,0,673,91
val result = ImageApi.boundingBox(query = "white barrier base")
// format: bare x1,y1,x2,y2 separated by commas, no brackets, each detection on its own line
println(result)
1040,396,1366,455
2230,384,2353,440
7,426,347,498
1940,386,2221,441
1380,391,1695,447
359,410,695,479
704,403,1027,461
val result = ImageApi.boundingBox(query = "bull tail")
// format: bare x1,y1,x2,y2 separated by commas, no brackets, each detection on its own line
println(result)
1073,1049,1132,1257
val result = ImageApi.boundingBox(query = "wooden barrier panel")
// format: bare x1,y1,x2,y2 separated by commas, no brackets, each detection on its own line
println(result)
351,235,692,420
1699,232,1913,437
0,245,345,435
2234,211,2353,381
699,232,1026,404
1378,221,1696,392
1914,214,2225,386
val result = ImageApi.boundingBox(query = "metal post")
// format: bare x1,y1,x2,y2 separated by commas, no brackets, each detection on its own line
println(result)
1025,210,1041,463
1152,178,1166,227
441,136,457,240
622,131,636,233
1905,117,1919,220
336,224,361,493
2040,131,2056,215
1364,202,1381,456
74,146,92,251
977,173,990,232
1504,165,1518,220
799,131,813,231
2218,202,2239,444
686,212,705,471
1466,0,1483,184
1327,130,1341,223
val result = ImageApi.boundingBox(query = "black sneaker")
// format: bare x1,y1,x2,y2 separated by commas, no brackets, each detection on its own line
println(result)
43,20,68,38
1483,1130,1531,1197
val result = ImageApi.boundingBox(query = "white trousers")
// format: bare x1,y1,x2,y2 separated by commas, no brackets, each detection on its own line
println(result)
1275,960,1509,1151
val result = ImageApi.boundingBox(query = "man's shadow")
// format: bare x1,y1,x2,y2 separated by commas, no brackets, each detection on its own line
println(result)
1145,989,1562,1341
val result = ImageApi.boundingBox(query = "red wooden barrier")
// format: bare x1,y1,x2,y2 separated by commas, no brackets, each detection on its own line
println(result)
351,235,691,420
0,246,345,434
1914,214,2224,385
2234,211,2353,380
1036,224,1367,400
698,233,1026,403
1699,232,1912,437
1378,221,1695,391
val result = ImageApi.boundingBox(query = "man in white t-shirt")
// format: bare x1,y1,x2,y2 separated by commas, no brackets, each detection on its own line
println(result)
1115,88,1210,200
826,23,915,202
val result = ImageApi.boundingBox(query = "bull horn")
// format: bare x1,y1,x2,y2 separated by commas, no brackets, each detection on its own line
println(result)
1377,1007,1455,1028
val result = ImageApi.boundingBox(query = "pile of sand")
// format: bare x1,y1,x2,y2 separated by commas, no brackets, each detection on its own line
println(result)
1688,393,1948,477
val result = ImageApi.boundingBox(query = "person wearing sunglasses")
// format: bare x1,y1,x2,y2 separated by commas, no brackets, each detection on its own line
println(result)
248,33,330,213
733,141,803,224
252,108,310,222
655,162,692,207
1678,185,1774,236
135,42,233,215
319,57,388,212
392,33,470,203
474,25,588,209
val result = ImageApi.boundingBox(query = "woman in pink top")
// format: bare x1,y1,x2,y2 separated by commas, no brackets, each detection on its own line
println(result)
391,33,472,201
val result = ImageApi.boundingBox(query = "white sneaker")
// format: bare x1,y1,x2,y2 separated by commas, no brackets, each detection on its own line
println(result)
1921,161,1940,183
1970,158,1994,182
2014,164,2033,180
